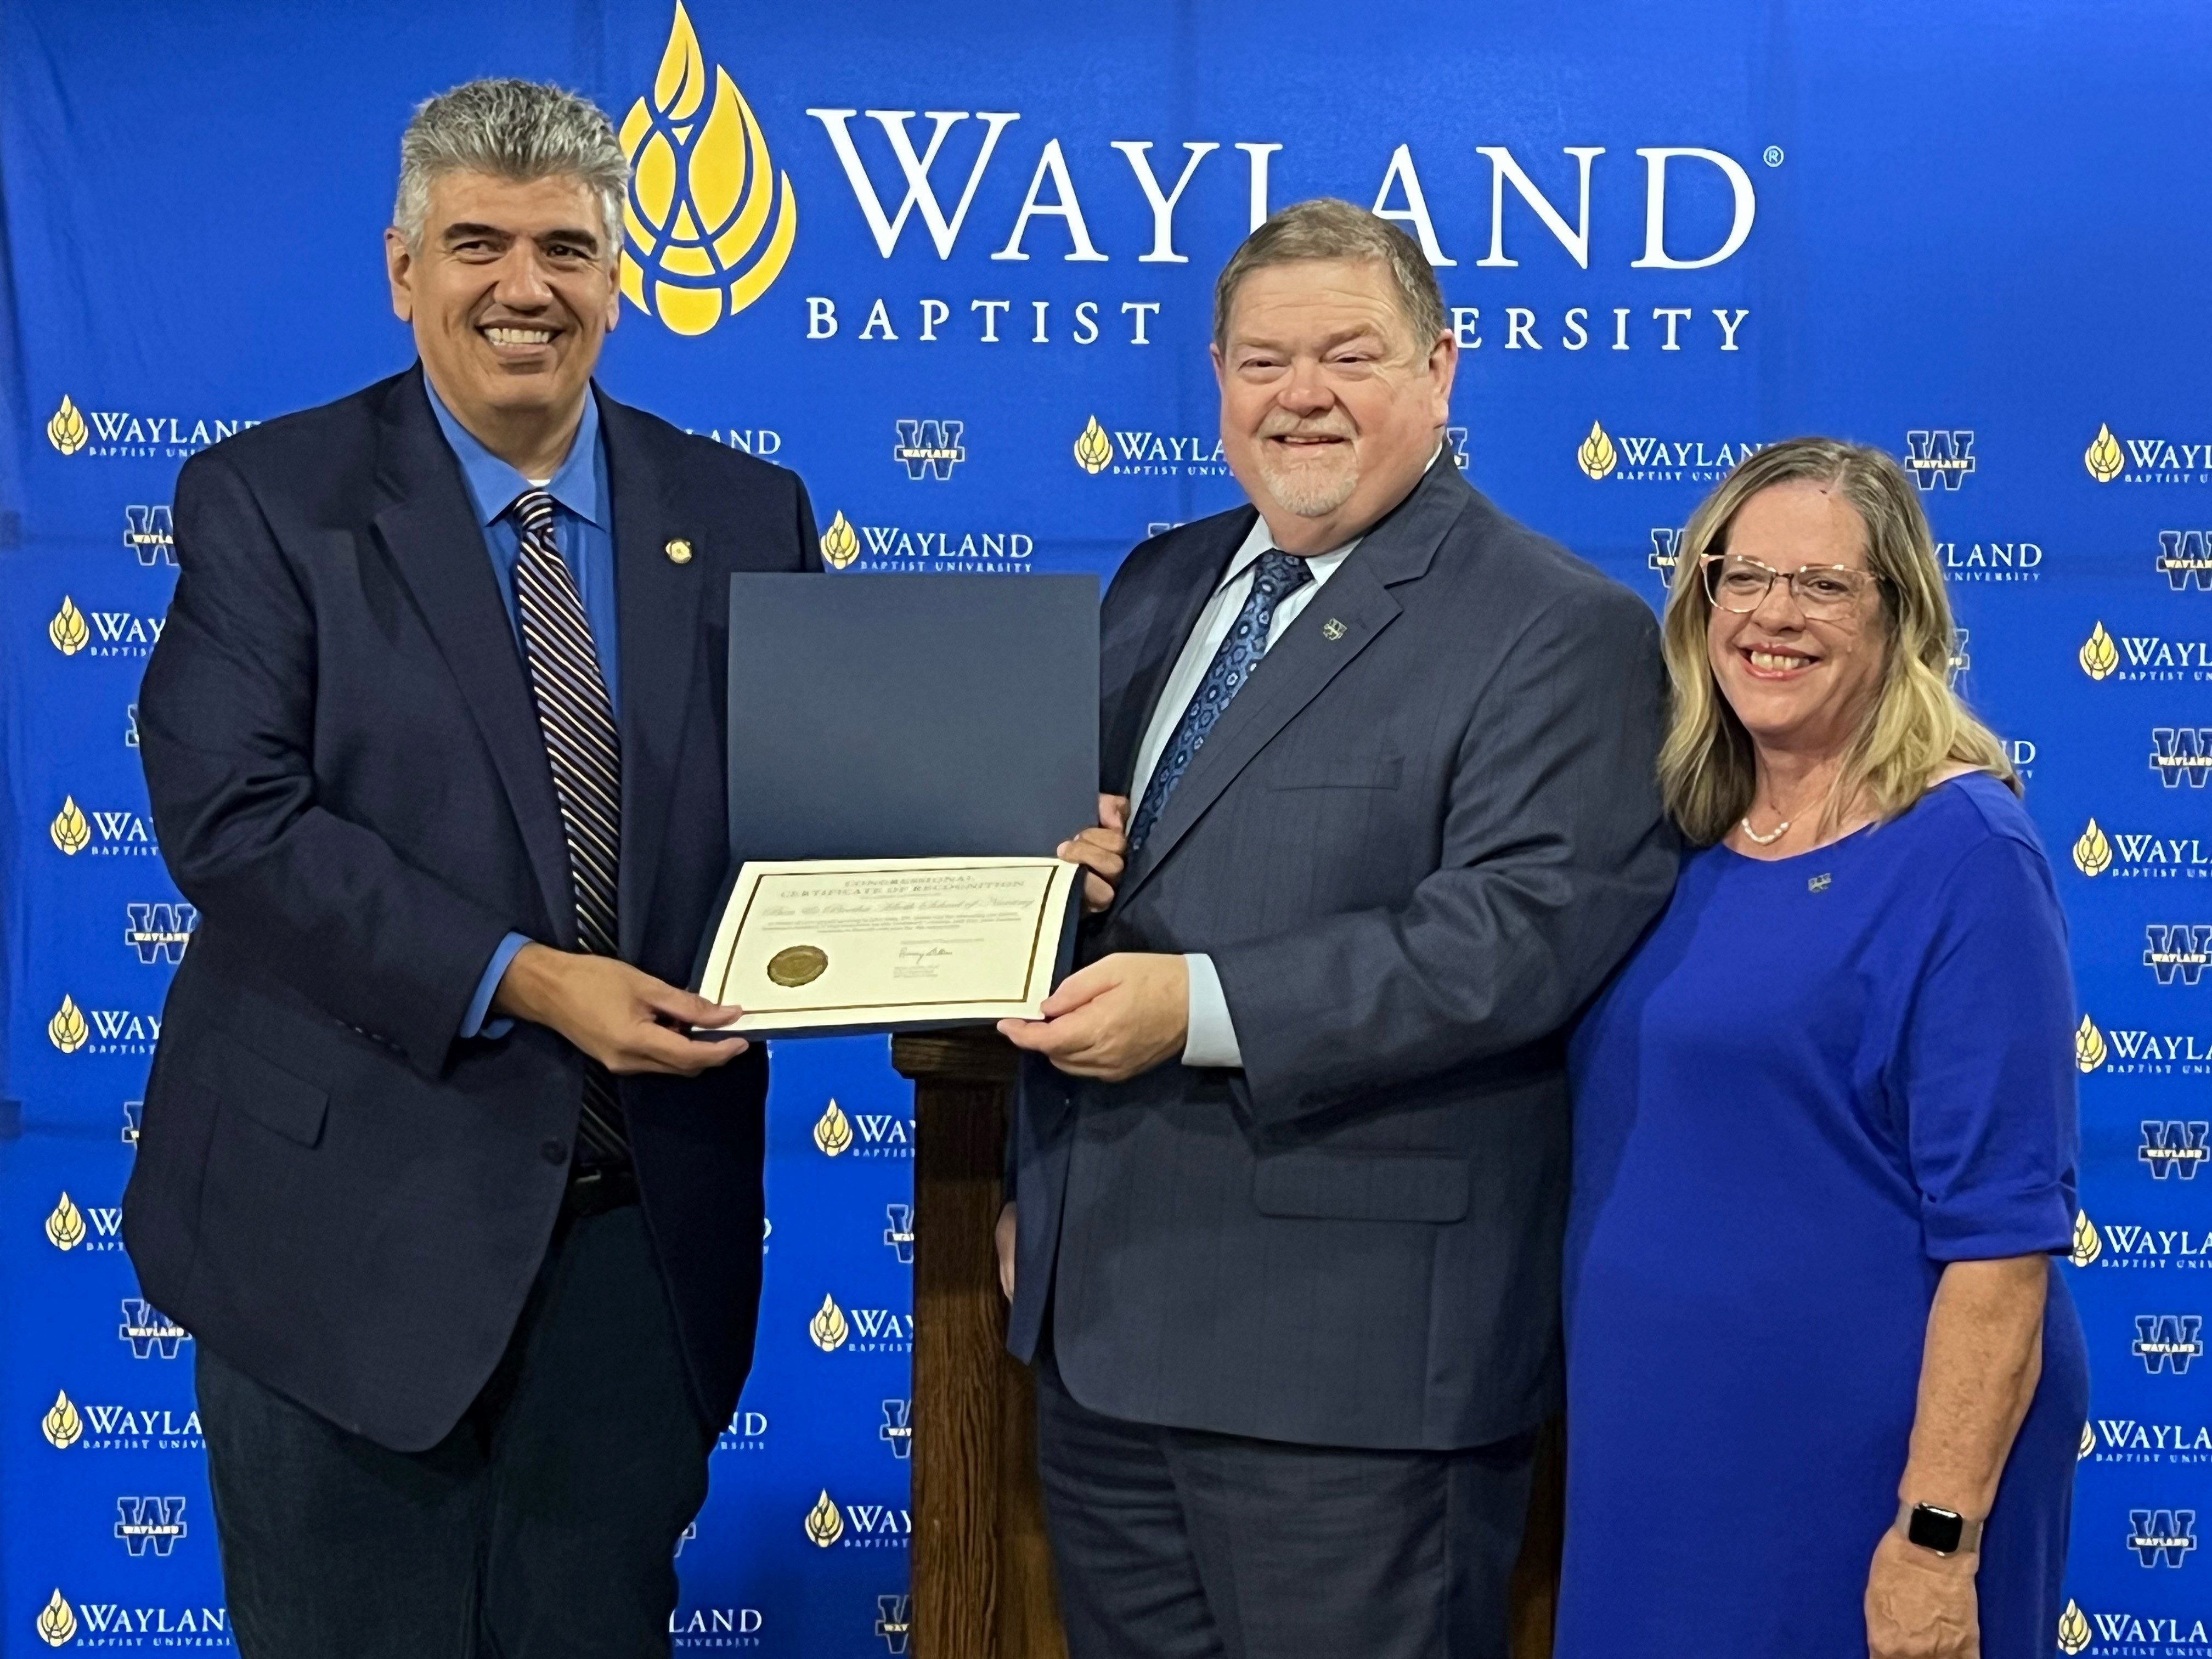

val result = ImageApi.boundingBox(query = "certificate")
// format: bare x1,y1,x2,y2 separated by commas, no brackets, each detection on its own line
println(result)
695,856,1082,1037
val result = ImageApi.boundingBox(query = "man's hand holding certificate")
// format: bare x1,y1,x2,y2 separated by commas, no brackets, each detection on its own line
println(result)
997,952,1189,1082
994,794,1195,1082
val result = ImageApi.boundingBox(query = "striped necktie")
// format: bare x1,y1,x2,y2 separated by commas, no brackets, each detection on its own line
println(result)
511,490,629,1165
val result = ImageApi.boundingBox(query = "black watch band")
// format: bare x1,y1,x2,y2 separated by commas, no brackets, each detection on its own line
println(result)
1900,1502,1983,1556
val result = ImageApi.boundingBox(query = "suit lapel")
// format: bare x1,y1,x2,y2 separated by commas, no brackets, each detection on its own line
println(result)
1115,562,1399,907
1102,509,1256,793
368,371,574,941
601,393,706,960
1114,463,1472,909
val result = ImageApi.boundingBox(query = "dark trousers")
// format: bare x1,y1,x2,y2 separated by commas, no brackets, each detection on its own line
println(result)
197,1195,711,1659
1036,1355,1536,1659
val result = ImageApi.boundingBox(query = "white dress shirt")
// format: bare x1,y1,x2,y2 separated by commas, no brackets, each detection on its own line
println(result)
1130,515,1362,1069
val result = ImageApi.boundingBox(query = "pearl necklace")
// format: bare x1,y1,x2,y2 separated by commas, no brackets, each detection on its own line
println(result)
1739,812,1791,846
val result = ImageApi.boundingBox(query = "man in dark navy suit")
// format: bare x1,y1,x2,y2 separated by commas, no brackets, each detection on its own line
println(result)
125,80,815,1658
999,200,1678,1658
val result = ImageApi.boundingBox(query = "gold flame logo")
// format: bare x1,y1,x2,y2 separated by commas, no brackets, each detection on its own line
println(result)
2070,1210,2101,1268
49,797,91,856
804,1489,845,1547
812,1097,853,1155
48,596,88,656
819,511,860,571
2084,423,2124,484
48,995,88,1054
2079,1420,2097,1461
42,1390,82,1449
2078,620,2118,681
2072,819,2112,878
809,1293,850,1351
2075,1015,2107,1074
619,2,797,336
1576,420,1617,481
2057,1598,2091,1655
1073,415,1113,475
44,1193,86,1251
47,395,87,455
36,1588,77,1647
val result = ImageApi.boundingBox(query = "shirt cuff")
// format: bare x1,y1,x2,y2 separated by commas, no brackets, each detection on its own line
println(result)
460,932,531,1041
1181,953,1243,1069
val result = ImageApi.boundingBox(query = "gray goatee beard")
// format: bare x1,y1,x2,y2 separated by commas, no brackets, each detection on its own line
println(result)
1256,452,1358,518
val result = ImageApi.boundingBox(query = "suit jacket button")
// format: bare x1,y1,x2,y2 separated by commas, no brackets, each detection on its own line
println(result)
540,1139,568,1165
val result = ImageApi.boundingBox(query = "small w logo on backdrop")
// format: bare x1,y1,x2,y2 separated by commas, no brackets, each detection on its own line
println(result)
2150,727,2212,787
1903,430,1975,490
2157,529,2212,590
118,1300,189,1359
2143,924,2212,985
2140,1120,2209,1180
2132,1314,2204,1374
122,505,174,565
875,1595,911,1654
114,1497,186,1556
2128,1509,2197,1567
893,420,965,480
879,1399,911,1459
123,903,195,964
1947,628,1971,687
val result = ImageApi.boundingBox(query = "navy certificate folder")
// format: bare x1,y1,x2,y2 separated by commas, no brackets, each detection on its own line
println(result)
725,573,1100,862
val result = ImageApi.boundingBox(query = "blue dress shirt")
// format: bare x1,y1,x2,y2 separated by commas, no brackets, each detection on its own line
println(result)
424,380,619,1040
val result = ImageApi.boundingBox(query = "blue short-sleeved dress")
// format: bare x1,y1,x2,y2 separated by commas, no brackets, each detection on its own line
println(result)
1558,774,2089,1659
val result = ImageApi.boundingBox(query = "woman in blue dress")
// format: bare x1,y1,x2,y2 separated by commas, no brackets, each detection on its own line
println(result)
1559,437,2087,1659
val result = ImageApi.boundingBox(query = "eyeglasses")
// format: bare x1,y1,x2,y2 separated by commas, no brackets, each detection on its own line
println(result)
1700,554,1878,620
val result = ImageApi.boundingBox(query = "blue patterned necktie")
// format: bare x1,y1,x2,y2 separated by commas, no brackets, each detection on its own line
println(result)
1128,549,1313,854
511,490,630,1166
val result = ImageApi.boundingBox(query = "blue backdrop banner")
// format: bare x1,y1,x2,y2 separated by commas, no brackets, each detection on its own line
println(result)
3,2,2208,1653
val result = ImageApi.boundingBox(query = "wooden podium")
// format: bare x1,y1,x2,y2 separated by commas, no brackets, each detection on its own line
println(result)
893,1029,1564,1659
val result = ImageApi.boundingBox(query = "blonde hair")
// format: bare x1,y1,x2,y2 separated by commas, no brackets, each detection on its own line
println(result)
1656,436,2017,845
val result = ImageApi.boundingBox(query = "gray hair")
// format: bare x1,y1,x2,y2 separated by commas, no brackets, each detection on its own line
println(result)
393,79,628,258
1212,198,1448,354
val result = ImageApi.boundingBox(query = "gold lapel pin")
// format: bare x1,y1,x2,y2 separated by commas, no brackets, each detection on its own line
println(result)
1321,617,1347,641
664,537,693,565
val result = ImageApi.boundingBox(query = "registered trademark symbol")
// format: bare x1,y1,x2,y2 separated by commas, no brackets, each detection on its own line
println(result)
1763,145,1785,167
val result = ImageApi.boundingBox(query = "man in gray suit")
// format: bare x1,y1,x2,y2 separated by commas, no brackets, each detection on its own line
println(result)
998,199,1677,1658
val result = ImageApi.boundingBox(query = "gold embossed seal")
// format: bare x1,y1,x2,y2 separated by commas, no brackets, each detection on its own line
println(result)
766,945,828,987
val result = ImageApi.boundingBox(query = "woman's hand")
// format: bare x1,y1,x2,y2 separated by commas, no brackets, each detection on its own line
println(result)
1864,1526,1979,1658
1867,1254,2044,1659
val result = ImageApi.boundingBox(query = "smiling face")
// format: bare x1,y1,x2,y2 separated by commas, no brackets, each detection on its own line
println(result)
384,170,618,458
1706,479,1889,761
1211,259,1454,554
